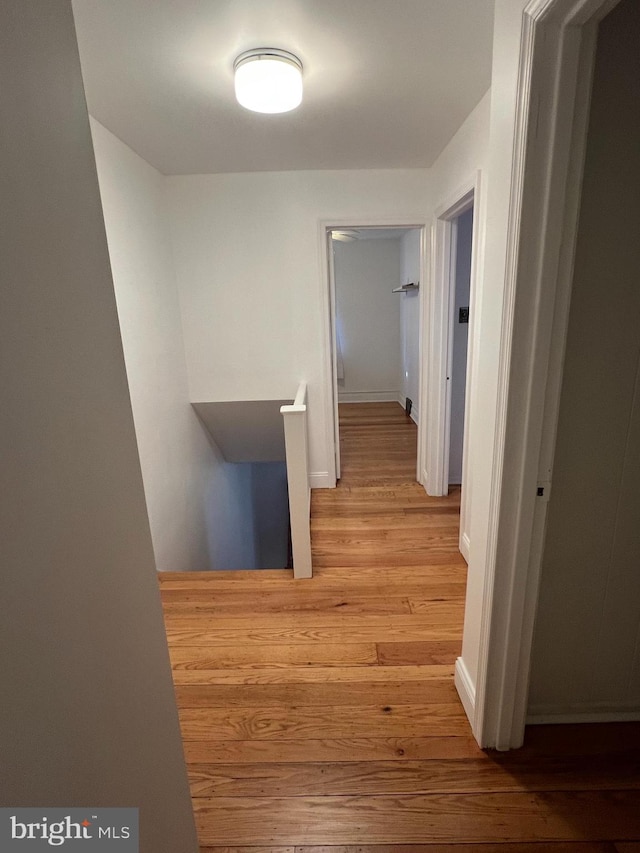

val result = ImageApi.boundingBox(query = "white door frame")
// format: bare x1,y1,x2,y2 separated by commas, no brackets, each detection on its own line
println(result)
319,218,428,488
426,175,481,562
477,0,620,750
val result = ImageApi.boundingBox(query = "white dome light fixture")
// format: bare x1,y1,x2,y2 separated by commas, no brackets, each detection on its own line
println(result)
234,48,303,114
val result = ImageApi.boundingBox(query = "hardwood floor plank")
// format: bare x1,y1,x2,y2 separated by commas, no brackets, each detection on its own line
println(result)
376,642,461,666
201,843,616,851
160,566,468,589
291,845,617,853
311,529,462,545
311,557,464,572
166,623,462,647
159,570,293,584
175,680,459,708
192,791,640,845
179,704,468,741
183,736,482,765
162,593,412,616
311,517,464,531
199,848,294,853
162,582,464,601
169,644,378,670
170,665,455,686
188,756,640,797
313,565,466,580
163,609,464,633
409,598,467,614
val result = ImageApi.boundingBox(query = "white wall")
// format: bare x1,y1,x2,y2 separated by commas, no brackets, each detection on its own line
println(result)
0,3,196,848
449,207,473,484
166,169,431,486
429,91,490,213
528,0,640,720
426,90,490,635
91,119,256,572
334,237,401,402
418,14,531,729
400,229,422,417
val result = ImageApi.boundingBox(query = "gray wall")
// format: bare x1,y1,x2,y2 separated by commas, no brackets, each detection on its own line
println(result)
0,3,197,849
528,0,640,719
251,463,290,569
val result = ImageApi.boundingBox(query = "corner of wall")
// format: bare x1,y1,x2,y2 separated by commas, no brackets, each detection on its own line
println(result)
460,530,471,563
454,656,476,729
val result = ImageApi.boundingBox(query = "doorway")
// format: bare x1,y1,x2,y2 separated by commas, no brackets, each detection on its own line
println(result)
427,181,479,561
447,206,473,491
322,222,428,487
525,0,640,723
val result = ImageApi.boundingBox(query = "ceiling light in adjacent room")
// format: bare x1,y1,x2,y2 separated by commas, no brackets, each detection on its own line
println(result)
234,49,303,114
331,230,360,242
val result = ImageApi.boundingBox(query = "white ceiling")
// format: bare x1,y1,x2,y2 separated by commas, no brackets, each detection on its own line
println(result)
72,0,494,176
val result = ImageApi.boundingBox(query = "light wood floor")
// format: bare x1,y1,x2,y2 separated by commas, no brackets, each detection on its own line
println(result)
160,402,640,851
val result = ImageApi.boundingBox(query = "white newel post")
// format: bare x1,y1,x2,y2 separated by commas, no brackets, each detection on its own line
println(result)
281,382,312,579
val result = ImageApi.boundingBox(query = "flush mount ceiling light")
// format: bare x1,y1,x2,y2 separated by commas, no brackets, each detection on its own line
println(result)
234,48,303,114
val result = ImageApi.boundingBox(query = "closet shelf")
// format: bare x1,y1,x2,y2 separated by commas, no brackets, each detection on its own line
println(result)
392,282,419,293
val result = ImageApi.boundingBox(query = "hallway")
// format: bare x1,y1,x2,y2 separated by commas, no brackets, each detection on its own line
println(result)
160,403,640,850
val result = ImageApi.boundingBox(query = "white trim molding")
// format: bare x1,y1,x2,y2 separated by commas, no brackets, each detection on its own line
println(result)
455,656,476,724
338,390,401,403
476,0,620,750
308,471,333,489
460,531,470,564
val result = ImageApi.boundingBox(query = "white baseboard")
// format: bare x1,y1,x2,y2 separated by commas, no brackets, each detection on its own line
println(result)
338,390,400,403
454,656,475,728
459,531,470,563
527,708,640,725
309,471,335,489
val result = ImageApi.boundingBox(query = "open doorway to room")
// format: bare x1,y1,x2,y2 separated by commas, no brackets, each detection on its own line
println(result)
447,206,473,493
330,226,423,487
324,224,427,486
426,182,479,561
